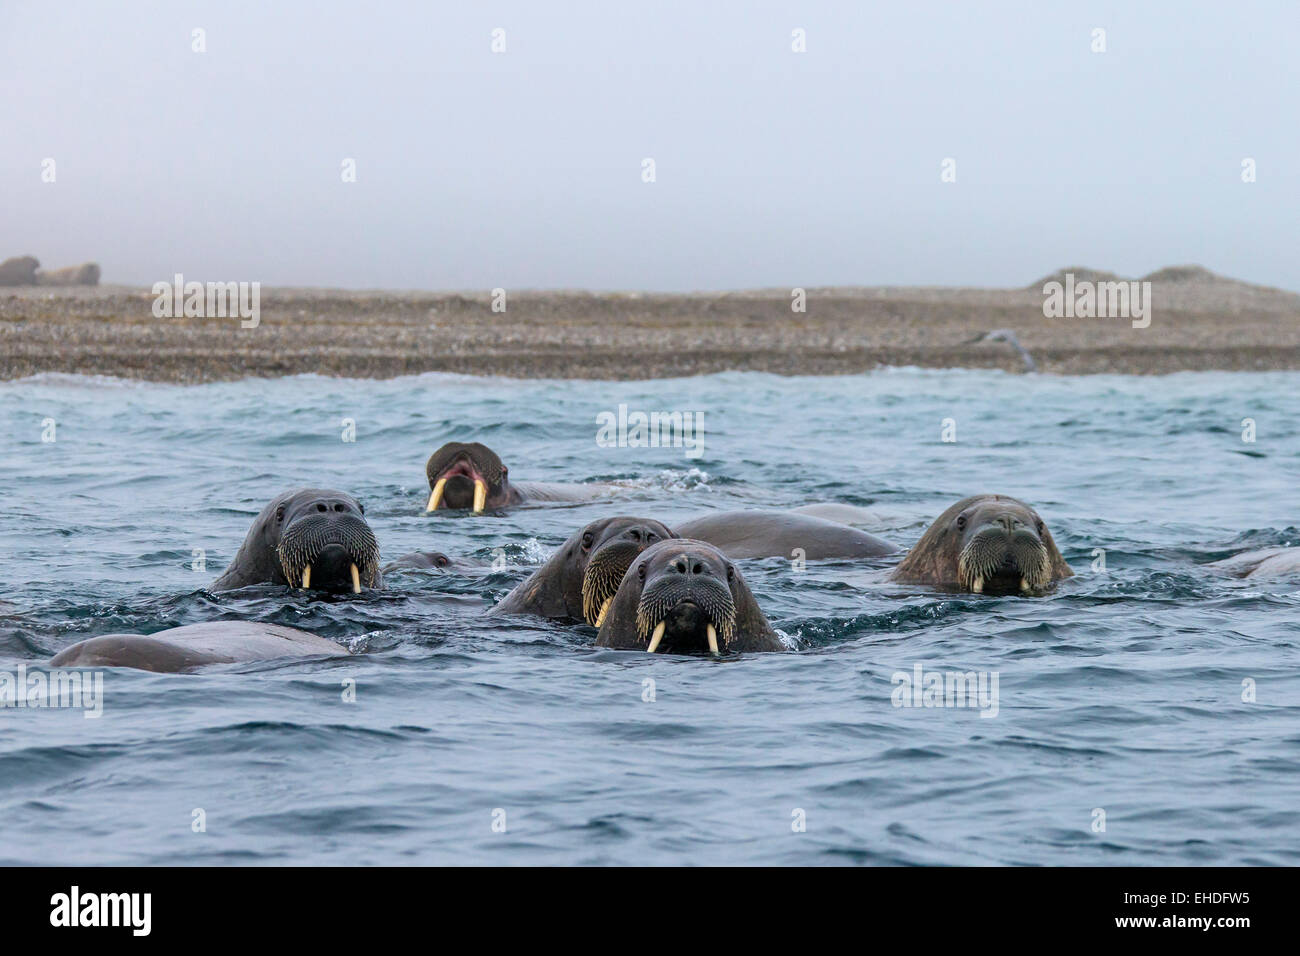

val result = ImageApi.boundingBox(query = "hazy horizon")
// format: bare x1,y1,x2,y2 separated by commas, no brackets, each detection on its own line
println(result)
4,1,1297,292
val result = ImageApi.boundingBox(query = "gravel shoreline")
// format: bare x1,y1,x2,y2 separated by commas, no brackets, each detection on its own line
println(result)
4,272,1299,382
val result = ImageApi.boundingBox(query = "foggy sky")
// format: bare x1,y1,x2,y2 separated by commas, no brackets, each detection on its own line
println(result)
3,0,1297,291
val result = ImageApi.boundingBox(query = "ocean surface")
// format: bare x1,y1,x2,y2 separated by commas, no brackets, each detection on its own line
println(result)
1,369,1297,866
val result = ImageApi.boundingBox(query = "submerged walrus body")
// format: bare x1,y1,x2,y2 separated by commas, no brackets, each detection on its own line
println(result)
491,516,676,624
890,494,1072,594
50,622,348,673
595,539,784,654
674,510,895,560
1208,546,1300,580
212,488,382,593
423,441,613,513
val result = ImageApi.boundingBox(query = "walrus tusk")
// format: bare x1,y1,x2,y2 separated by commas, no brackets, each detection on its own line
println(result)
301,565,312,589
427,478,447,512
646,620,666,653
706,623,719,655
350,563,362,594
594,597,612,629
1020,577,1030,593
472,479,487,514
971,575,984,594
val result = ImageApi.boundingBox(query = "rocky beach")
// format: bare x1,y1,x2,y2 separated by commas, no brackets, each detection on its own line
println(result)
3,266,1297,382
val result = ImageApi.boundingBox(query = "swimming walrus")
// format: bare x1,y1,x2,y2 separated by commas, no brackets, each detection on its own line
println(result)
50,622,348,673
212,488,382,593
382,550,459,573
1208,546,1300,579
890,494,1072,594
424,441,612,513
595,539,784,653
674,510,895,560
490,516,677,624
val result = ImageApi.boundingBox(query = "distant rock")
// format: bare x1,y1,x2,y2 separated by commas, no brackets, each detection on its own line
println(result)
35,263,101,286
0,255,40,286
1030,263,1284,292
1140,264,1221,284
1028,266,1124,290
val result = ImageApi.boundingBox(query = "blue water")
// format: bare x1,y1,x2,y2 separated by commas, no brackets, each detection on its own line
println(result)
1,369,1297,865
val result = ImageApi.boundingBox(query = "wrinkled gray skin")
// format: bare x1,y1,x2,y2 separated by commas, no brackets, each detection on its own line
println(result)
50,622,348,673
595,539,784,654
424,441,613,512
491,517,676,623
1208,547,1300,579
211,488,382,592
674,510,895,560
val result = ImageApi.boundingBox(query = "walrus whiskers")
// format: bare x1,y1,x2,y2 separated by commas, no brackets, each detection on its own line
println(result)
596,540,784,653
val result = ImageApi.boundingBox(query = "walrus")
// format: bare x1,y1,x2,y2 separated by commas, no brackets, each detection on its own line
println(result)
595,539,784,653
50,622,348,673
674,510,895,560
35,262,100,286
0,255,39,286
212,488,382,593
424,441,611,513
1208,546,1300,579
890,494,1072,594
382,550,456,573
490,516,677,624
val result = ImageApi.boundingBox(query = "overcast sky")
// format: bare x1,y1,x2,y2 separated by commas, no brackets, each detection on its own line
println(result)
3,1,1296,291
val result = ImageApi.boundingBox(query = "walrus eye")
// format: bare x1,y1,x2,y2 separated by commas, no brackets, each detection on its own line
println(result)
358,502,365,515
501,466,508,477
275,506,286,523
1037,521,1045,534
956,515,966,530
726,564,735,581
581,532,594,550
637,563,647,581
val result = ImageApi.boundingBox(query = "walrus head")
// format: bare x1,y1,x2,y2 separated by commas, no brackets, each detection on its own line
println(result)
425,441,511,513
890,494,1071,594
489,516,675,623
578,518,675,626
595,540,783,654
275,493,381,593
212,489,383,594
